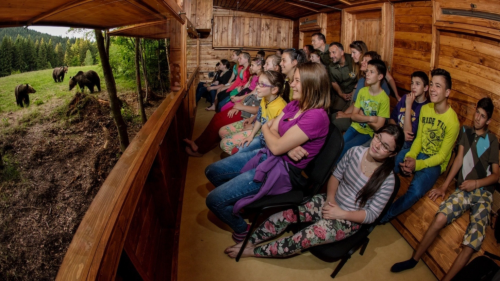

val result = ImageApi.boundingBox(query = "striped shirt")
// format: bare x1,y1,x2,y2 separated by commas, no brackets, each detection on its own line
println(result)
333,146,395,224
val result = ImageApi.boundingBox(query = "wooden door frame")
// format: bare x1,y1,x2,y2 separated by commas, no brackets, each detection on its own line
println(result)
298,13,327,49
341,2,394,69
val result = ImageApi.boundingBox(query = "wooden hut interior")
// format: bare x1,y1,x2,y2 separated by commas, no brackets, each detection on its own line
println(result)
1,0,500,280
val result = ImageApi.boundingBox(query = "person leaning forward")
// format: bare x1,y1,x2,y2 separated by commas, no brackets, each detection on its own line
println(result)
328,42,358,113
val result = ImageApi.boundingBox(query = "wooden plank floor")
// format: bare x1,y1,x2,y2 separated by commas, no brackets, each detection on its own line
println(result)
177,102,437,281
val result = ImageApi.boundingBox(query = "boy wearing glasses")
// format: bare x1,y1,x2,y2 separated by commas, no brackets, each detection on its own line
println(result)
391,97,498,281
380,68,460,223
336,59,389,163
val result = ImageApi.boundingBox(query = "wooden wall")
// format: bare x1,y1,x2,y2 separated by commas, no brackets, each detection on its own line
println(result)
326,12,342,44
184,0,213,31
212,16,293,49
391,1,433,90
188,8,294,82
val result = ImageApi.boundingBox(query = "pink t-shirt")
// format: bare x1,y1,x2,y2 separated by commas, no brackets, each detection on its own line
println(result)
278,100,330,169
248,75,259,91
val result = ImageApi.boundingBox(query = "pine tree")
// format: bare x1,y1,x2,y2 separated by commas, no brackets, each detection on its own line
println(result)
13,35,25,72
64,39,73,66
0,36,13,76
84,49,94,66
24,36,37,71
55,42,65,67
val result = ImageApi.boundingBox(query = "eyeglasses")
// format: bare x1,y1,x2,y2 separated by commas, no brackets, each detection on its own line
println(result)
257,82,274,88
373,134,395,153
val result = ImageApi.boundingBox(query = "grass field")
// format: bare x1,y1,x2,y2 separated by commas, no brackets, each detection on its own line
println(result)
0,65,136,114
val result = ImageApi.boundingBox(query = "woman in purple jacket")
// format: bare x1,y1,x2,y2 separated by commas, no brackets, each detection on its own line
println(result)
205,62,331,242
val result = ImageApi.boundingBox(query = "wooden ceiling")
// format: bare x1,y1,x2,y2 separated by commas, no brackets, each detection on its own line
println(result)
0,0,183,29
213,0,389,19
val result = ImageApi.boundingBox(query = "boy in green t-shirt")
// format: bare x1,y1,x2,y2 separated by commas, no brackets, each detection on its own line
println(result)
336,59,390,163
380,68,460,223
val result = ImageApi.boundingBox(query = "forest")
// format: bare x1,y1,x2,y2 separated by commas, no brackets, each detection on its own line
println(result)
0,27,98,77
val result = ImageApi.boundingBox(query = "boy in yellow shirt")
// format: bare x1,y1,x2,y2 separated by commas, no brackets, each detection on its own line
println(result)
380,68,460,223
336,59,390,163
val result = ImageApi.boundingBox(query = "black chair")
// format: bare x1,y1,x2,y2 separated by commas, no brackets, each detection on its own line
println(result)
235,123,344,261
305,175,401,278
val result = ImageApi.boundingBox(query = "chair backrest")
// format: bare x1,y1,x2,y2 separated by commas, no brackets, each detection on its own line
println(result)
304,123,344,195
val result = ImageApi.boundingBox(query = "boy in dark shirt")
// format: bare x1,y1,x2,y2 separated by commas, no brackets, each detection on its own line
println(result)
391,97,499,281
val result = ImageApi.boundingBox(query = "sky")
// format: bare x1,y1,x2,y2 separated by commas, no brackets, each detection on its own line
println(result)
28,26,86,38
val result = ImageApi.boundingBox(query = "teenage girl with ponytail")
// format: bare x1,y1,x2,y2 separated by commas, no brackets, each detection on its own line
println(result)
280,48,307,103
224,124,404,259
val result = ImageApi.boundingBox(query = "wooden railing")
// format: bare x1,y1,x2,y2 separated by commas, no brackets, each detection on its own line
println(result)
56,68,200,281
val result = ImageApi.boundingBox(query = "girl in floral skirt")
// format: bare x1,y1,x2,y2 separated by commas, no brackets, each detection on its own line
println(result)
225,124,405,258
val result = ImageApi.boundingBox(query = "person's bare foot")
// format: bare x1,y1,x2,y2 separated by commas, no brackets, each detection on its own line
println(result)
206,104,215,111
183,138,199,152
224,242,244,254
226,244,255,259
185,146,203,157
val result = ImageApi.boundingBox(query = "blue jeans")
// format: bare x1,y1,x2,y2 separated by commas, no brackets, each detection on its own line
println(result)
196,82,209,104
337,127,372,164
209,90,217,105
380,152,441,223
205,149,266,233
235,137,264,154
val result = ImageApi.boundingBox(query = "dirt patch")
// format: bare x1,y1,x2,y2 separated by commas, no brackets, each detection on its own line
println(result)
0,92,164,280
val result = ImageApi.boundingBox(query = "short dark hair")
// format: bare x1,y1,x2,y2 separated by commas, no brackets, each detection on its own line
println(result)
304,45,314,53
363,51,381,61
257,50,265,57
216,62,220,66
276,49,284,55
220,59,230,69
367,59,387,80
477,97,494,120
411,71,429,87
312,33,326,43
283,49,308,65
232,49,242,56
431,68,452,90
329,42,344,52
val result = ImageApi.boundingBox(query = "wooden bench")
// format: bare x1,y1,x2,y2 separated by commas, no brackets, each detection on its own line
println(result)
392,168,500,279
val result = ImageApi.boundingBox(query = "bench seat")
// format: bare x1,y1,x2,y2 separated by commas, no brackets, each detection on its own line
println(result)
392,173,500,280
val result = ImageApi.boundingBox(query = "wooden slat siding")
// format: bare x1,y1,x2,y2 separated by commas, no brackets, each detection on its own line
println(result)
213,15,292,49
326,12,342,44
392,1,433,91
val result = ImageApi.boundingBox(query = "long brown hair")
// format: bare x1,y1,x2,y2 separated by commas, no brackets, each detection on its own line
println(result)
296,62,331,111
350,40,368,79
356,124,404,207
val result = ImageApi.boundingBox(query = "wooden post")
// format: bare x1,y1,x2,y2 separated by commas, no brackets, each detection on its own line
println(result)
95,29,129,152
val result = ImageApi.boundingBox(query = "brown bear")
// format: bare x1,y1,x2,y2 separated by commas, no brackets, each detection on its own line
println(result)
52,66,68,82
69,70,101,93
15,84,36,107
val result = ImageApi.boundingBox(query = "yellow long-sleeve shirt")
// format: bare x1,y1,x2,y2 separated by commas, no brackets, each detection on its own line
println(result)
406,103,460,173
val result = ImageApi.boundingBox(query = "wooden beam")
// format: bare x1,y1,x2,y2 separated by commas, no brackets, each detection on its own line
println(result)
126,0,167,20
27,0,94,26
285,1,319,13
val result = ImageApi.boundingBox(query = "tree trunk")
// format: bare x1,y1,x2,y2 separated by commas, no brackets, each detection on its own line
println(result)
135,38,147,124
94,29,129,152
139,39,149,103
165,38,171,92
104,30,110,58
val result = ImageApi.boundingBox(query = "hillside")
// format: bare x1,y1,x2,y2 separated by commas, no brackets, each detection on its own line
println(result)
0,67,165,281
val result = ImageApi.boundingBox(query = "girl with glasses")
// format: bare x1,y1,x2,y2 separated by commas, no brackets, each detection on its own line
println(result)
224,124,404,259
205,62,331,242
220,70,287,155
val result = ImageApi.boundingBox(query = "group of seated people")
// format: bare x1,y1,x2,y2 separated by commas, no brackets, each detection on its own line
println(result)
187,33,499,281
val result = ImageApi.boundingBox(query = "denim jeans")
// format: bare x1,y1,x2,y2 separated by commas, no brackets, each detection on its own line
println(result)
380,152,441,223
235,137,264,154
196,82,209,104
337,127,372,164
209,90,217,105
205,149,267,233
